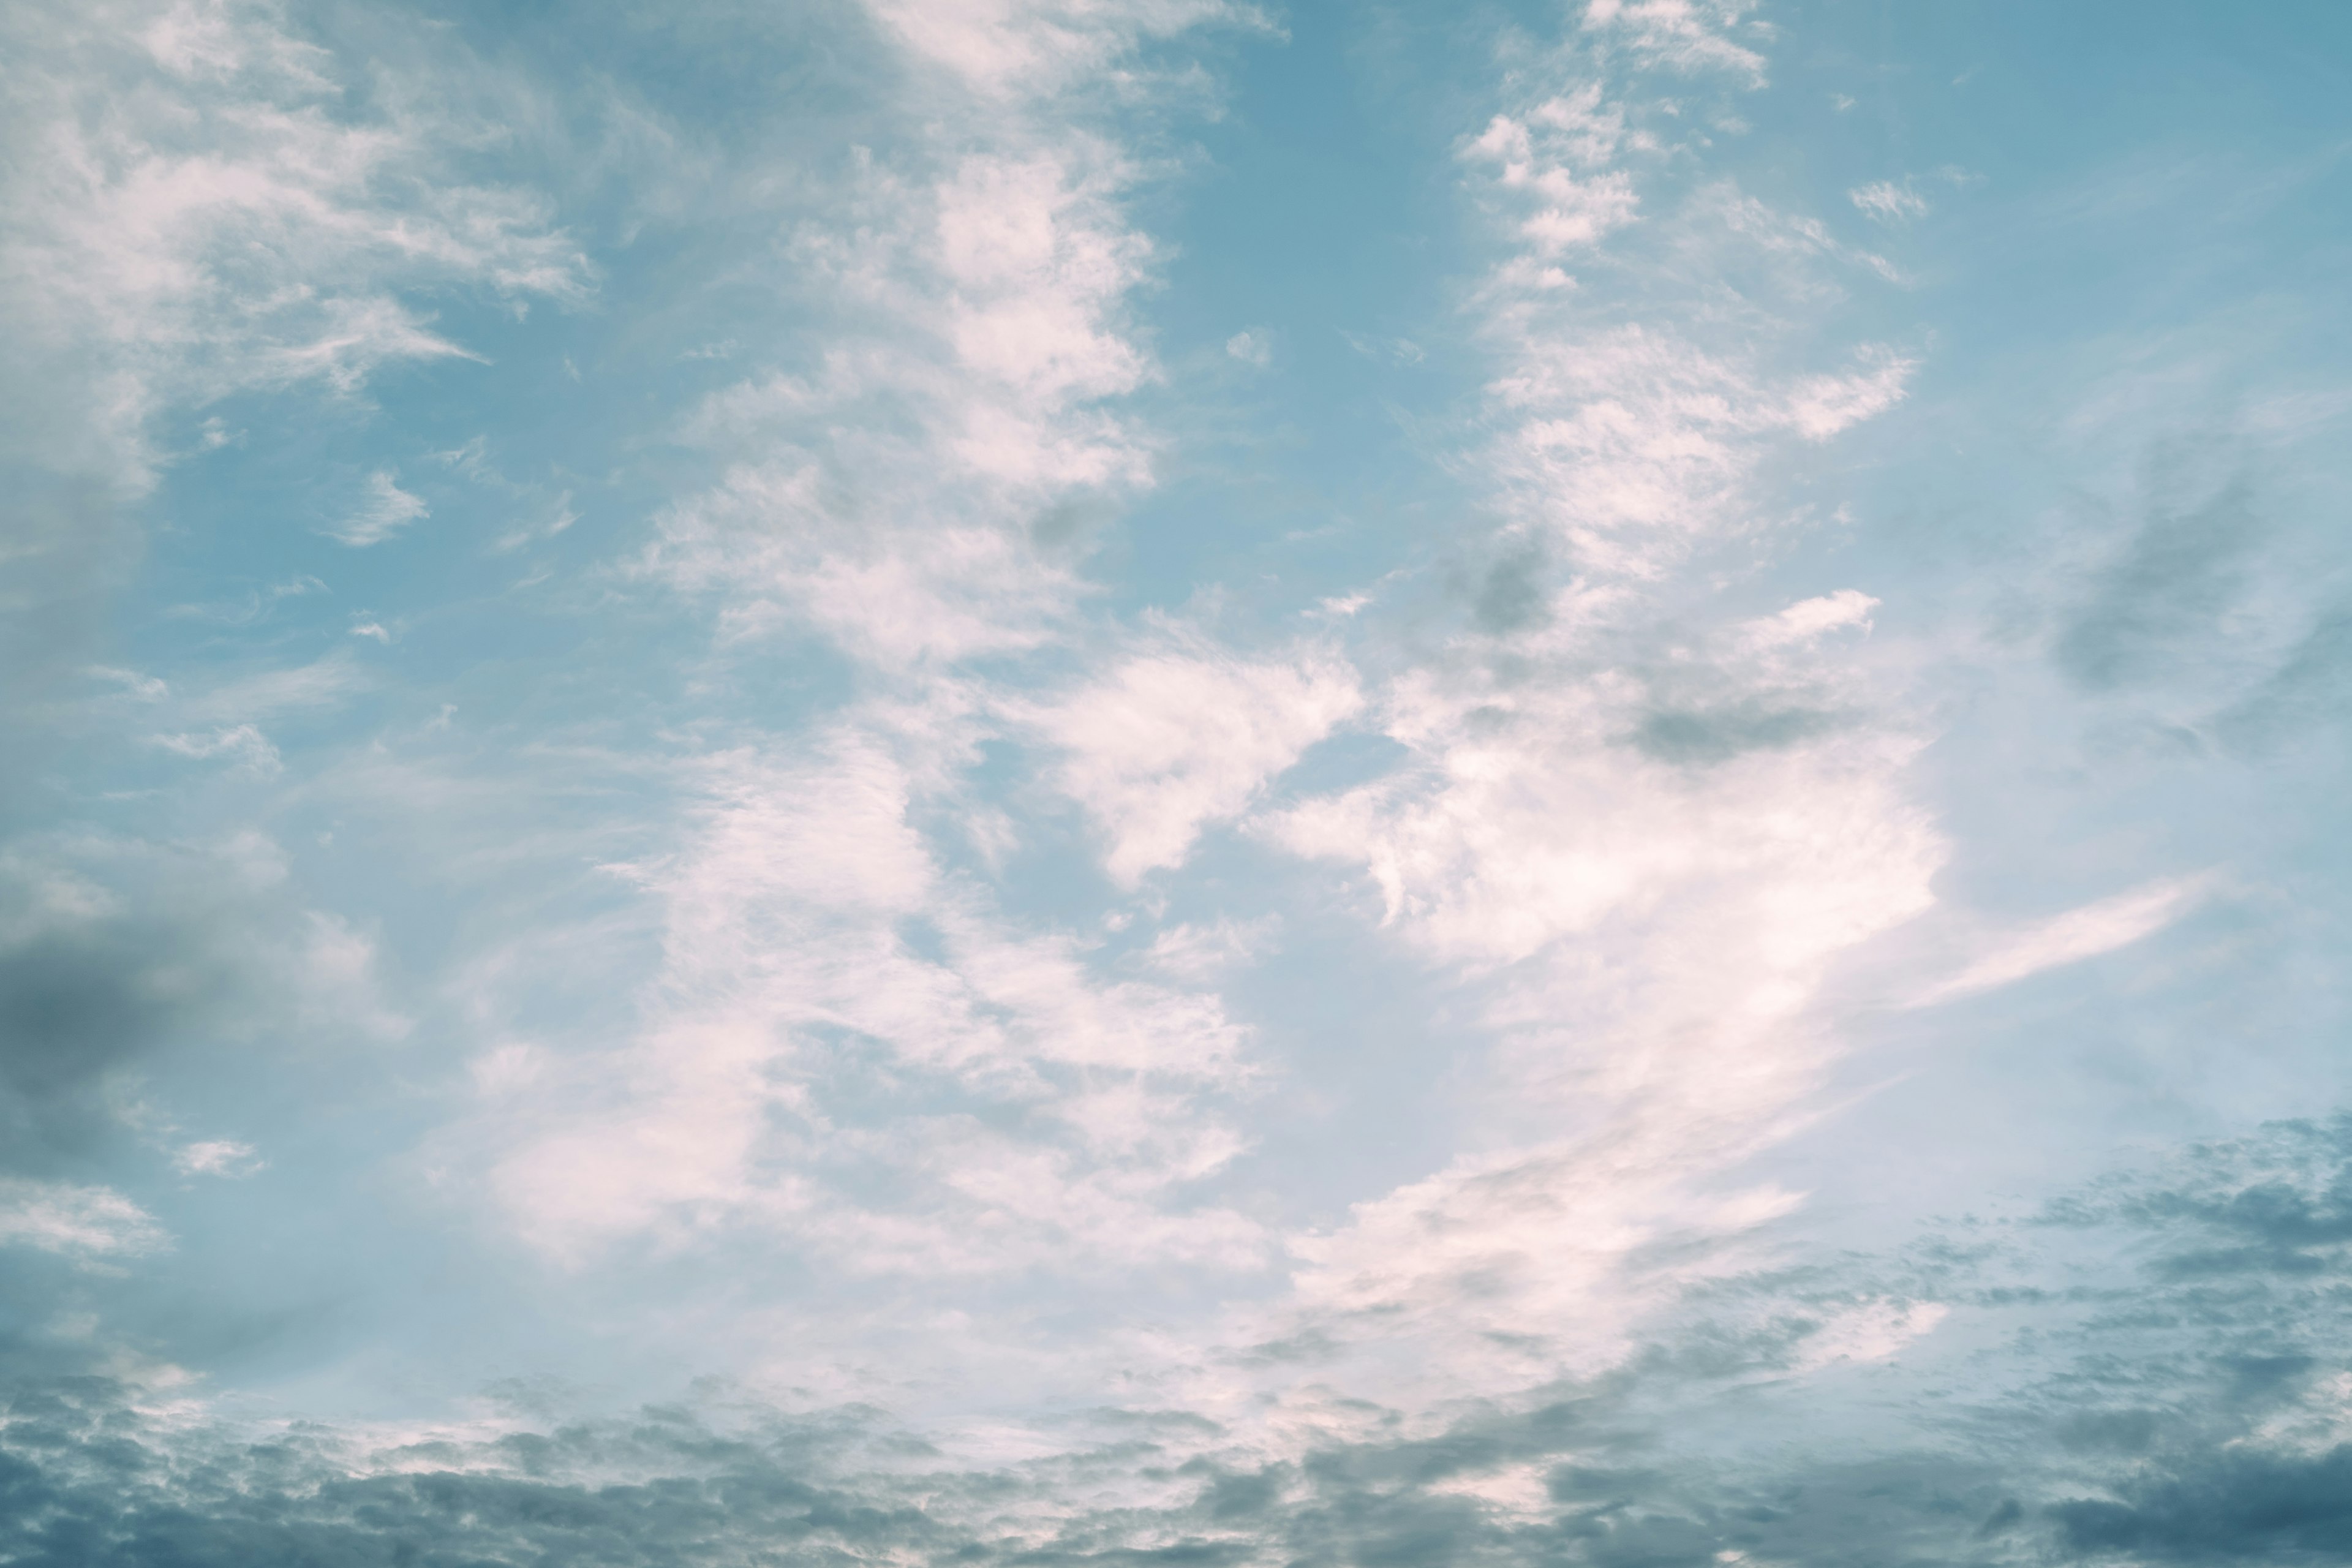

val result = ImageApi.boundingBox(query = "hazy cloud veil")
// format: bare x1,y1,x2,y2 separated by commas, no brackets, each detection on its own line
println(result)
5,0,2352,1563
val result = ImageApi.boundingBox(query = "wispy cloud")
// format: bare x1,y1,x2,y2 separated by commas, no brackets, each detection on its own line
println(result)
1224,328,1272,367
1,0,591,492
154,722,282,775
174,1138,263,1178
643,146,1159,665
1849,179,1929,222
481,724,1268,1283
1912,875,2213,1006
322,470,428,547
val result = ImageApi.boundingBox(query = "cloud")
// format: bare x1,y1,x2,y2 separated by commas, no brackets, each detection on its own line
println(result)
1225,328,1272,367
1035,637,1362,884
1787,1295,1948,1371
153,722,282,774
1627,698,1841,765
86,665,168,700
864,0,1259,95
1848,179,1928,222
0,0,587,813
173,1138,263,1178
0,0,591,495
0,851,236,1170
1465,85,1642,258
1910,875,2212,1006
321,470,428,547
6,1120,2352,1568
0,830,401,1182
479,723,1268,1284
0,1177,167,1257
1581,0,1768,84
643,143,1163,665
1224,25,1939,1408
1481,329,1912,576
2054,1447,2352,1560
8,4,2345,1564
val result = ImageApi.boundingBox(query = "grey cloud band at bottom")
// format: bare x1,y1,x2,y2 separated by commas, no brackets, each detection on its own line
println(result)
9,1118,2352,1567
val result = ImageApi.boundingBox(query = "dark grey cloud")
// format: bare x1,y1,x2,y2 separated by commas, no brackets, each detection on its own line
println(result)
1628,701,1842,766
0,854,265,1179
1474,547,1552,636
0,1376,959,1568
2053,1446,2352,1561
0,913,233,1173
10,1118,2352,1566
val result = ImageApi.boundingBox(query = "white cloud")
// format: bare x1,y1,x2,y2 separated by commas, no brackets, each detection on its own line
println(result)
1460,89,1918,580
1,0,590,491
1581,0,1768,85
1226,28,1946,1408
480,721,1268,1280
175,1139,263,1178
1741,589,1878,649
1466,86,1641,257
1911,875,2212,1006
1265,1143,1807,1399
154,722,281,775
1782,349,1916,439
1791,1296,1947,1371
89,665,169,699
863,0,1256,95
1035,638,1362,883
1849,179,1929,222
0,1178,168,1259
1224,328,1272,368
323,471,428,547
1275,677,1934,967
644,146,1159,666
1248,600,1943,1406
1483,330,1913,573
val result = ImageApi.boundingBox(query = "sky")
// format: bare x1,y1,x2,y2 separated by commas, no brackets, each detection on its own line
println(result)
4,0,2352,1562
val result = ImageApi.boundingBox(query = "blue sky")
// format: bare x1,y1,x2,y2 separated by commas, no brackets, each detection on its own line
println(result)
6,0,2352,1561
